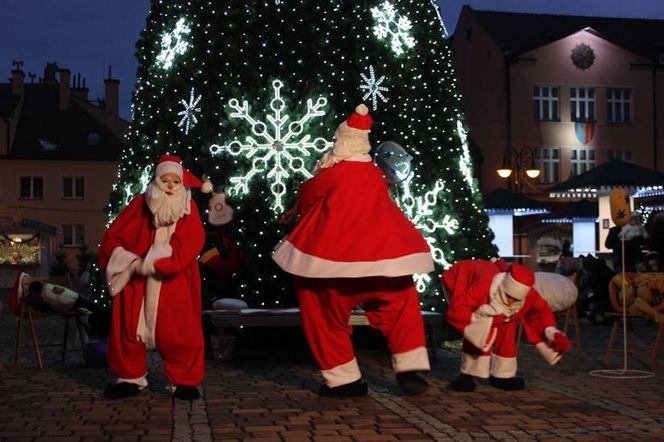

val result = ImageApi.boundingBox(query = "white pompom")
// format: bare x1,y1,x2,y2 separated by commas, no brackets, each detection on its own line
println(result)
201,179,213,194
355,103,369,115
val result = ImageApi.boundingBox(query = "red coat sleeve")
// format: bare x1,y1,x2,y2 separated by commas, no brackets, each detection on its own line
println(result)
154,203,205,278
443,261,493,333
98,196,148,270
296,168,335,217
521,290,558,344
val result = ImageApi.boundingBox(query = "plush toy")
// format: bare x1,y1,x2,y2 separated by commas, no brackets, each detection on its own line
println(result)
610,188,631,227
612,272,664,323
200,191,244,280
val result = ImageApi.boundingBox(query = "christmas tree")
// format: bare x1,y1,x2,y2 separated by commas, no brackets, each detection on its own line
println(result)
94,0,496,310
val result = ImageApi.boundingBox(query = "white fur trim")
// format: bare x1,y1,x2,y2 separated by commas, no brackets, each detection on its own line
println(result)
392,346,430,373
463,315,497,352
106,247,141,296
345,153,372,162
321,358,362,388
535,342,562,365
272,239,434,277
137,241,173,277
461,353,491,378
117,374,148,389
501,272,530,300
156,161,183,179
490,354,517,378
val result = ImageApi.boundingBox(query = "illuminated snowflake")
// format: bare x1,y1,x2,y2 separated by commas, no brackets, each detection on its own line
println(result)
209,80,333,212
177,88,202,135
399,175,459,292
456,120,477,193
359,66,389,111
156,17,191,70
371,1,416,56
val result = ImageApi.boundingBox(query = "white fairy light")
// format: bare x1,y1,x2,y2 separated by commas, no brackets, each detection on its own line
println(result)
359,65,389,111
177,88,202,135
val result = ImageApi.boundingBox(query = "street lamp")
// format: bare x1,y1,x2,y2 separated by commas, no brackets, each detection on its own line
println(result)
497,146,540,191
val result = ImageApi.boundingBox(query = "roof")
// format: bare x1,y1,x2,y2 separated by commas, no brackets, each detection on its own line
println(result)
548,159,664,198
541,199,598,223
483,187,549,216
463,7,664,60
0,82,126,161
0,84,20,116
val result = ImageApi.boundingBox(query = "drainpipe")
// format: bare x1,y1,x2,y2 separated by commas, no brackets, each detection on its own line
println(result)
653,63,658,171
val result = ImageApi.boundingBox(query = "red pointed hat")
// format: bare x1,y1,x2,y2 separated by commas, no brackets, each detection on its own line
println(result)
346,103,373,131
501,263,534,300
155,154,210,191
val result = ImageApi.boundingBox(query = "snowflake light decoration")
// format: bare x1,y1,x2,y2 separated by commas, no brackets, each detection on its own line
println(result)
456,120,477,193
156,17,191,70
177,88,202,135
209,80,333,212
371,1,416,56
399,175,459,292
359,66,389,111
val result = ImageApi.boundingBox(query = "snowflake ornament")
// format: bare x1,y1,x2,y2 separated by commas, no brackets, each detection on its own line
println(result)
371,1,416,56
359,66,389,111
156,17,191,70
398,174,459,292
177,88,202,135
209,80,333,212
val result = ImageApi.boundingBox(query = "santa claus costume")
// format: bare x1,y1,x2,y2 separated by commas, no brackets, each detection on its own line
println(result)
273,104,434,397
442,259,573,391
99,154,210,400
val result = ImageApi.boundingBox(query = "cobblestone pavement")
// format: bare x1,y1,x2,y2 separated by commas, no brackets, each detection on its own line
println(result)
1,300,664,441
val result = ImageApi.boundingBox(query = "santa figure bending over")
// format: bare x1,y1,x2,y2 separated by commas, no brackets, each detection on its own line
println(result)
442,259,572,391
273,104,434,397
99,154,210,400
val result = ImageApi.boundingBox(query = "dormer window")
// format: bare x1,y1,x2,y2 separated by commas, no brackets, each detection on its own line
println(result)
86,132,100,146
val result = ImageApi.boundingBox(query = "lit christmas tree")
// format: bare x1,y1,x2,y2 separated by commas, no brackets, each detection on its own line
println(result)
93,0,496,310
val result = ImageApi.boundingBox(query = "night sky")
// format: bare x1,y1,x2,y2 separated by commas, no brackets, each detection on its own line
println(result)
3,0,664,120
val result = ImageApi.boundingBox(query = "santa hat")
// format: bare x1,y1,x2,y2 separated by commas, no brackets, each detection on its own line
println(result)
500,264,534,300
346,103,373,131
155,154,212,193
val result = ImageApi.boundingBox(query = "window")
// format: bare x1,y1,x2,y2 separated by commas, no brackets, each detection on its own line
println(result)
534,147,560,183
533,86,559,121
62,177,85,199
19,176,44,199
607,149,632,162
570,148,595,176
570,87,595,121
607,88,631,123
62,224,85,247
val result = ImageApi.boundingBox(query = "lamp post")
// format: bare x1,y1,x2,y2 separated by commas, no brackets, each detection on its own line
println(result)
496,146,541,260
497,146,541,194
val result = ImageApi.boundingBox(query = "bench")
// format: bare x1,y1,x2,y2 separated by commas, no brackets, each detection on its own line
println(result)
203,308,444,361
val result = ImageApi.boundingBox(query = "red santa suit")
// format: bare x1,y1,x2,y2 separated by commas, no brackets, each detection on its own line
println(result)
273,104,434,389
443,260,568,379
98,155,207,390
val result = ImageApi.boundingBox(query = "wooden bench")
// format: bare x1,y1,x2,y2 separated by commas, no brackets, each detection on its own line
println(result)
203,308,444,361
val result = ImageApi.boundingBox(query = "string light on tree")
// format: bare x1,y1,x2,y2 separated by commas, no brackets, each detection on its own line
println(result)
371,1,416,56
209,80,332,212
155,17,191,70
359,65,389,111
456,120,477,193
177,87,202,135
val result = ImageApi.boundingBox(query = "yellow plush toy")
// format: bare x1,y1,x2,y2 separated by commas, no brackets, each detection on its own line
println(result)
609,188,632,227
611,272,664,323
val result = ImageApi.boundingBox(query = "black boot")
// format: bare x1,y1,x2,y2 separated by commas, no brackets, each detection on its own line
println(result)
103,382,141,399
448,373,476,392
318,379,368,397
396,371,429,396
489,376,525,391
173,385,201,401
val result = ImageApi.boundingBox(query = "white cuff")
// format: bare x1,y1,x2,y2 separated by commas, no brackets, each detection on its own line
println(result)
392,346,430,373
321,358,362,388
463,316,496,351
535,342,561,365
544,326,559,342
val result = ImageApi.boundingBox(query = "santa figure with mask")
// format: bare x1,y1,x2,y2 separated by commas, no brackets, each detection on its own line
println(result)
99,154,211,400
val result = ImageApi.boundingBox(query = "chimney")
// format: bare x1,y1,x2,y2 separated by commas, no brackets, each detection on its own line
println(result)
71,73,89,101
43,62,58,84
104,65,119,123
58,68,71,110
11,69,25,96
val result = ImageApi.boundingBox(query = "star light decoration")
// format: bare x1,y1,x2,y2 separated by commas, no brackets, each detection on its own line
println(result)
359,66,389,111
399,174,459,292
155,17,191,70
209,80,333,212
371,1,416,56
177,88,202,135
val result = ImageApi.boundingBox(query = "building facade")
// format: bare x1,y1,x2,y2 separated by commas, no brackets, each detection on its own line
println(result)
0,62,127,284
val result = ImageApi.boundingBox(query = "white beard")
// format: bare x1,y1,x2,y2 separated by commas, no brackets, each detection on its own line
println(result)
145,182,190,228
